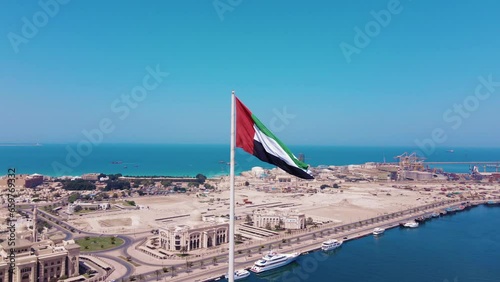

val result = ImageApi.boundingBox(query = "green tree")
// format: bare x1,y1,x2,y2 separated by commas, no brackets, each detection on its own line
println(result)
104,180,131,191
320,184,330,190
161,180,172,187
306,217,314,226
245,214,252,224
244,181,250,186
63,180,96,191
155,270,160,280
68,192,80,203
73,205,82,213
170,266,176,277
195,174,207,184
265,222,272,230
180,246,187,255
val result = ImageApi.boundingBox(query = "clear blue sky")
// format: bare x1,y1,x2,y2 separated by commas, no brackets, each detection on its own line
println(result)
1,0,499,146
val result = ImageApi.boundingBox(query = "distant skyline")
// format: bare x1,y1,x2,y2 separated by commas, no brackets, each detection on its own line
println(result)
1,0,500,147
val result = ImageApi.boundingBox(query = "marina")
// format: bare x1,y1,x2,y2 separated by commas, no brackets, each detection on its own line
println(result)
198,198,499,282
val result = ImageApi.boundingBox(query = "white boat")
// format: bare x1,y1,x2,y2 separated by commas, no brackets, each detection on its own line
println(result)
403,221,419,228
250,251,300,273
372,227,385,235
321,239,343,251
225,269,250,280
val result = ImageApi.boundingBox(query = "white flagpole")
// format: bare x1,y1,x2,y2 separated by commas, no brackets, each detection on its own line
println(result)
228,90,236,282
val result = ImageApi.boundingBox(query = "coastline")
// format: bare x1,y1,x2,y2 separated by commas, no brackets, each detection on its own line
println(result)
3,144,500,177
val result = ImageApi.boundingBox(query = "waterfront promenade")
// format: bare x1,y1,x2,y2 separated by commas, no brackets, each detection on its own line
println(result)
130,196,499,282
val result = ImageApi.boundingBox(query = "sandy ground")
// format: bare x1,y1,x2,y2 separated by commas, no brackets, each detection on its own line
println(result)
68,181,499,234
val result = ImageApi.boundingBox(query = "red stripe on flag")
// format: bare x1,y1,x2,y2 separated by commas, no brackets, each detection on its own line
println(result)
236,97,255,154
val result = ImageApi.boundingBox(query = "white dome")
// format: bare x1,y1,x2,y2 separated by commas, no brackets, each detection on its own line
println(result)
190,210,203,222
251,167,265,177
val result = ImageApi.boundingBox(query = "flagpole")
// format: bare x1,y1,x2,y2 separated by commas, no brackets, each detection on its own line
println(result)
228,90,236,282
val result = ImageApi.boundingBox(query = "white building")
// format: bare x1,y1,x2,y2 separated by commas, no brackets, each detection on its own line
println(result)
67,202,110,214
158,211,229,252
253,209,306,230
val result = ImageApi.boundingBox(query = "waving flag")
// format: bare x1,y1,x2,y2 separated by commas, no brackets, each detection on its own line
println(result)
235,97,313,179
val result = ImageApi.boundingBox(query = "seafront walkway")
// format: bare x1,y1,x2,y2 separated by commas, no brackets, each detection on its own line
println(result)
129,196,499,282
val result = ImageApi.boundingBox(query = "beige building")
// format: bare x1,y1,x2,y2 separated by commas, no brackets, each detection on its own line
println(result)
0,207,80,282
253,209,306,230
0,239,80,282
81,173,100,181
158,211,229,252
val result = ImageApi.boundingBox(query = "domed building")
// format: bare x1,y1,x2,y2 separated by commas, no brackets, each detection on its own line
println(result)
158,210,229,252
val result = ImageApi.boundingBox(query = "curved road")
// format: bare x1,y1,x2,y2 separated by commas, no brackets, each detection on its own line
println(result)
23,206,137,279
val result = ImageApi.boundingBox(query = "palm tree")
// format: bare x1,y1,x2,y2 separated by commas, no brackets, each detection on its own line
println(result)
155,270,160,281
170,266,176,277
200,260,205,269
180,246,187,255
212,257,218,265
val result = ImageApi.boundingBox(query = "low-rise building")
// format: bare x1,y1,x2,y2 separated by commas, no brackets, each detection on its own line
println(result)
81,173,100,181
67,202,110,214
25,174,44,188
0,238,80,282
158,211,229,252
253,209,306,230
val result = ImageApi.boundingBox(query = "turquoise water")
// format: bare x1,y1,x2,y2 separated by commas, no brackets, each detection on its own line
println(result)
239,205,500,282
1,144,500,176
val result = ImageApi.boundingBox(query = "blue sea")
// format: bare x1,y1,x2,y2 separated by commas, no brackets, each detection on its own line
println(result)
1,144,500,177
235,205,500,282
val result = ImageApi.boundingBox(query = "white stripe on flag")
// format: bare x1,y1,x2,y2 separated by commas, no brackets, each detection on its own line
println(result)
253,124,301,169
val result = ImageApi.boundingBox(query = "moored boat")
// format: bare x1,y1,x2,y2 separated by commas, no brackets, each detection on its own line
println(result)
250,251,299,273
372,227,385,235
225,269,251,280
403,221,419,228
321,239,343,251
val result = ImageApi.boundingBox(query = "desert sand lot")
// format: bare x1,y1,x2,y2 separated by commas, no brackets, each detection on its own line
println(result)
68,181,497,234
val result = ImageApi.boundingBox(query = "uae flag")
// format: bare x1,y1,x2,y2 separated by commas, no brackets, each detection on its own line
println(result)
235,97,314,179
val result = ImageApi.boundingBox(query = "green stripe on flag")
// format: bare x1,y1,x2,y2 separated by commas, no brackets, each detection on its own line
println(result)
251,114,309,170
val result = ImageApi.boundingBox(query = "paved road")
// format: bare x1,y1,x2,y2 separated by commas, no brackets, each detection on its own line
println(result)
22,205,138,279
